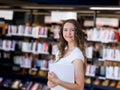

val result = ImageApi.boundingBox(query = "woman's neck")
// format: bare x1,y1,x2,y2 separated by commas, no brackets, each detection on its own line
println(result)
67,42,77,51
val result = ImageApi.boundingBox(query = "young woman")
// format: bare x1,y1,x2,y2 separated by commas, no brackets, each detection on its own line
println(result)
47,19,86,90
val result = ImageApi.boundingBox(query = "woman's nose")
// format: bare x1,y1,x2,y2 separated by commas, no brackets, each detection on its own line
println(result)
67,30,71,35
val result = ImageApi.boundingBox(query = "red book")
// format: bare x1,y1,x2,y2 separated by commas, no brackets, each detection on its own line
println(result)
114,31,120,42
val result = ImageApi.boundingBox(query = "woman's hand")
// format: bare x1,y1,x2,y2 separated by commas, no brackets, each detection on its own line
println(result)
48,72,60,85
47,81,57,88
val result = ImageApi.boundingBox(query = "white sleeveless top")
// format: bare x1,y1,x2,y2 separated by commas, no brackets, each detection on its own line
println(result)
50,47,84,90
55,47,84,64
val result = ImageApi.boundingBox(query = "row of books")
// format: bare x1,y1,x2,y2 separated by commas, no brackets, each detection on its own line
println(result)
0,40,97,59
0,40,16,51
106,66,120,80
0,39,59,55
0,52,10,59
85,64,120,80
7,25,60,39
1,39,120,62
86,28,120,43
85,77,120,88
22,41,49,54
0,39,50,54
103,48,120,61
13,55,49,70
7,25,48,38
85,46,120,61
0,77,49,90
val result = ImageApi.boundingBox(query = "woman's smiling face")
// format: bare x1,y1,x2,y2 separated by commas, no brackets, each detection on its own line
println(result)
63,22,76,43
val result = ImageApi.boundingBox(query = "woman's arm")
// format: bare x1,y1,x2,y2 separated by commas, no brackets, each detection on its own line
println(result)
48,59,84,90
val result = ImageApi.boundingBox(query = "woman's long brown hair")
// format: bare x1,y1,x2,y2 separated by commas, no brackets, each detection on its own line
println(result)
58,19,87,71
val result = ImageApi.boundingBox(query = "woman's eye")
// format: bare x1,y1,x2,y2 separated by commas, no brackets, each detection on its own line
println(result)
63,29,67,31
72,29,75,31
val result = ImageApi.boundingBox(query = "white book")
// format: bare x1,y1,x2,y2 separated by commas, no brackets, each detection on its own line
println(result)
49,63,74,90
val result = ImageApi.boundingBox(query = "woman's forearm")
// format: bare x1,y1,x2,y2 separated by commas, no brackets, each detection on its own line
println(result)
56,79,84,90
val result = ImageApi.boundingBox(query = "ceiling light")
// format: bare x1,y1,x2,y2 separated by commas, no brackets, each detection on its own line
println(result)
90,7,120,10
